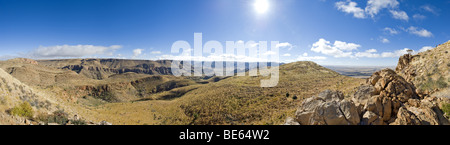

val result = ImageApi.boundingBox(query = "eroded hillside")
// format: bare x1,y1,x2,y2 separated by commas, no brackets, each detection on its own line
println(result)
37,59,173,80
0,68,56,124
396,41,450,97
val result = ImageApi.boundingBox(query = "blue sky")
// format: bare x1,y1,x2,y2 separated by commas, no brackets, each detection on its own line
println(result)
0,0,449,66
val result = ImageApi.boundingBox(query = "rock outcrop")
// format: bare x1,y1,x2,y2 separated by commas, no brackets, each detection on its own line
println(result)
395,41,450,95
295,90,360,125
288,68,450,125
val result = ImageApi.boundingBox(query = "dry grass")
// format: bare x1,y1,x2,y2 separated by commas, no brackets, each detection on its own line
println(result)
87,61,363,125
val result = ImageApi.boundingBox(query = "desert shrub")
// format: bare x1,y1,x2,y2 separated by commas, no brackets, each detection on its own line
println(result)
442,103,450,117
35,113,49,123
420,77,448,91
9,102,34,119
36,110,69,125
70,119,87,125
98,91,119,102
436,78,448,88
0,96,6,105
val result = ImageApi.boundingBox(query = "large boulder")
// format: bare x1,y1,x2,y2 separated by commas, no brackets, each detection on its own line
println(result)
316,90,344,102
295,96,324,125
361,111,384,125
403,97,450,125
389,97,449,125
295,90,360,125
339,99,361,125
352,85,375,106
369,69,418,102
391,107,422,125
283,117,300,125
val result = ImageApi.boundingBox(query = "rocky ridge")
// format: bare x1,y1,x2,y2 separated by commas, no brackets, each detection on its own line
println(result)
288,68,449,125
396,41,450,95
37,59,173,80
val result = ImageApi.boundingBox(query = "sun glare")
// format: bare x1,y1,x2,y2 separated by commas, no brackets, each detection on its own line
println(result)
254,0,269,14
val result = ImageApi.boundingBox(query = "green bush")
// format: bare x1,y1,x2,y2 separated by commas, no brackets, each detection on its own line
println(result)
9,102,34,119
442,103,450,117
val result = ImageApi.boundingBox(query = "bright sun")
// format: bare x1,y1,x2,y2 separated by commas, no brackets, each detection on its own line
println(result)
254,0,269,14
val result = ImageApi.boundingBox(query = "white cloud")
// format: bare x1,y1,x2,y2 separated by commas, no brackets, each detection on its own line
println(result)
282,53,291,57
311,38,358,58
276,42,293,50
412,14,426,20
31,44,122,58
355,49,380,58
366,49,377,53
390,10,408,21
380,37,390,43
355,47,433,58
109,45,122,49
309,38,431,59
263,51,277,56
336,1,366,18
384,27,399,35
406,26,433,37
365,0,399,18
418,46,433,53
297,52,326,61
297,56,327,61
336,0,409,21
133,49,144,57
381,48,412,57
334,40,361,51
151,51,162,54
421,5,438,15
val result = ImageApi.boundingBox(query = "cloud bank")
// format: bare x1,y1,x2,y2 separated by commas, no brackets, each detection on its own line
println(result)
31,45,122,58
310,38,434,58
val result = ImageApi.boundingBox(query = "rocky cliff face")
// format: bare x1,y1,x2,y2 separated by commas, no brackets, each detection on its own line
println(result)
7,58,39,65
38,59,173,80
289,68,449,125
